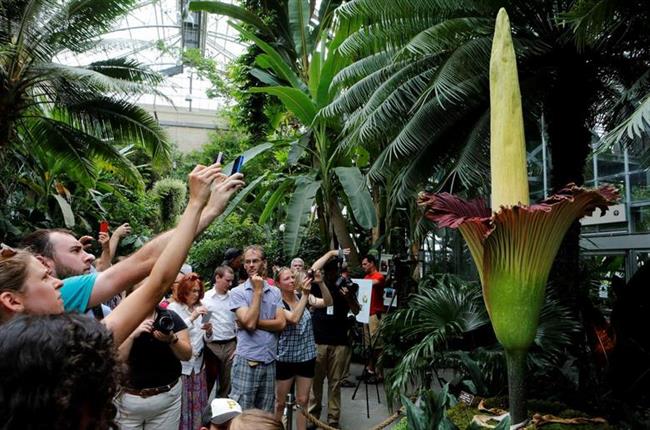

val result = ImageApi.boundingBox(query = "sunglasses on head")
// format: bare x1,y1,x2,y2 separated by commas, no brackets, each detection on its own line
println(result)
0,243,17,259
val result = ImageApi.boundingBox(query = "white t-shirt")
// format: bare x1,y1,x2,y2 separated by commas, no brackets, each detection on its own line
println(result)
167,301,205,375
203,288,237,341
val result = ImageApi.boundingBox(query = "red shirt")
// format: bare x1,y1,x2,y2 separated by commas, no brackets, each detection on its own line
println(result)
365,271,386,316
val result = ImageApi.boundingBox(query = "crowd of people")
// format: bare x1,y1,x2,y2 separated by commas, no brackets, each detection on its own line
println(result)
0,162,387,430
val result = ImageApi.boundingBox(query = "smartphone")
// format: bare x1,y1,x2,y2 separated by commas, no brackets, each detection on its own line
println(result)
214,152,223,165
99,220,109,234
231,155,244,175
306,269,315,280
201,311,212,324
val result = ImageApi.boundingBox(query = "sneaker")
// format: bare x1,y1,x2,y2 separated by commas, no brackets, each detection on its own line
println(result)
341,379,356,388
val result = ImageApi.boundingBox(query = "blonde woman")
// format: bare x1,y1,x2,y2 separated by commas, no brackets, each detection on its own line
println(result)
274,268,332,430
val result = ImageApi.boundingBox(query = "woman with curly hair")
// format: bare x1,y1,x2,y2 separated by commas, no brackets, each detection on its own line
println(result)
167,273,211,430
0,313,121,430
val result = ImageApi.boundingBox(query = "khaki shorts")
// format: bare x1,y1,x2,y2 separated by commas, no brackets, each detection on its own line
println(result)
364,314,383,349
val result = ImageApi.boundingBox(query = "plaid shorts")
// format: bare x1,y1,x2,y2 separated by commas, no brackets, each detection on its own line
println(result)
229,355,276,412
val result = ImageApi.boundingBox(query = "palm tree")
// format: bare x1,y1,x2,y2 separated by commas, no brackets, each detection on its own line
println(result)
329,0,649,197
0,0,171,184
191,0,377,261
325,0,649,350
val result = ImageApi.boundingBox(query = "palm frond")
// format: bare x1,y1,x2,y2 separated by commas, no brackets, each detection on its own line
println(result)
603,92,650,146
381,274,488,398
561,0,621,50
32,62,165,97
41,0,138,53
338,0,476,20
401,17,493,57
321,56,407,119
56,96,171,168
331,50,395,88
338,15,441,58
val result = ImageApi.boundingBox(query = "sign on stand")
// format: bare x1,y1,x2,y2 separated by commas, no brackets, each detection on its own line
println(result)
353,278,372,324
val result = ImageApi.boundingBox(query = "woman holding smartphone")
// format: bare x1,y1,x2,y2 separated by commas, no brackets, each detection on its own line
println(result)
167,272,212,430
274,268,332,430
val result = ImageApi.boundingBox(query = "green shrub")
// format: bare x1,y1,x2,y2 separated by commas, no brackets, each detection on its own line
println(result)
189,214,283,282
152,178,187,231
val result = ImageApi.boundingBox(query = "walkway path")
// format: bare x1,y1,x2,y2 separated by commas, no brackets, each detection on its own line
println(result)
307,363,400,430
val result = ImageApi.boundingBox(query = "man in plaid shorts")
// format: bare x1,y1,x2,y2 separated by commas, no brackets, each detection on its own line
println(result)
229,245,286,411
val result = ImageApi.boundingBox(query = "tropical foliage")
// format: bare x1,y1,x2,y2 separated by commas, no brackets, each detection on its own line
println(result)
329,0,650,198
381,272,581,406
191,0,377,261
0,0,172,242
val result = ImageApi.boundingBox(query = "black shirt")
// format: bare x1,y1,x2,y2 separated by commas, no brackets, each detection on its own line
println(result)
311,280,356,346
126,309,187,389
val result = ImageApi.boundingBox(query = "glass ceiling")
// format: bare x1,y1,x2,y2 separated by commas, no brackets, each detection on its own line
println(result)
55,0,246,111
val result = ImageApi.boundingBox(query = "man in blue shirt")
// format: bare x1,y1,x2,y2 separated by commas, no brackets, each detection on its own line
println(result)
229,245,285,411
20,184,237,315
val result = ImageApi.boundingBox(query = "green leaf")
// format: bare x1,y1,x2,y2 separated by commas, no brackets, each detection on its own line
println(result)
52,194,75,228
250,86,317,125
283,177,321,257
250,66,283,86
230,21,307,92
217,175,267,221
333,167,377,229
308,50,322,99
222,142,274,173
289,0,313,64
259,180,292,225
189,1,273,36
288,133,310,165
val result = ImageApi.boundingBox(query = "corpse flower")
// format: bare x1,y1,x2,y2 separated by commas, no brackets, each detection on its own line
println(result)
418,8,618,428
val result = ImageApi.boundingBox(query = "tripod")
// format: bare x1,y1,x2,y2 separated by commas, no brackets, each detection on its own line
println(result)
351,289,397,419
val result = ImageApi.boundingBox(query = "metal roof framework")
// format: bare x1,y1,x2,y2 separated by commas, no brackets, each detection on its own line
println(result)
55,0,246,111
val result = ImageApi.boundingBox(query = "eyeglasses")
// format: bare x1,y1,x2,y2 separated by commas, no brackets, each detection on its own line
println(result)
244,259,261,265
0,243,17,260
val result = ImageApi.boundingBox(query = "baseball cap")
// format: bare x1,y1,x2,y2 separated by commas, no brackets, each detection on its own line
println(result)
223,248,242,262
201,398,242,426
179,264,193,275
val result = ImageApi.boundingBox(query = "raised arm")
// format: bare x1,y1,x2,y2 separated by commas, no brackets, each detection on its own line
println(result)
87,172,244,308
93,232,112,272
284,279,311,325
310,248,350,271
108,223,131,263
308,270,333,309
104,166,244,345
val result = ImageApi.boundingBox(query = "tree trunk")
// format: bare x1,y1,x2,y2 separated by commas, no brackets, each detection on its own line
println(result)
329,198,360,266
371,185,384,244
545,47,592,300
544,47,595,393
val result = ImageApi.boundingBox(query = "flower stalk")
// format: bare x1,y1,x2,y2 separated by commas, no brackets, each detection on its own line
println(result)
490,8,528,210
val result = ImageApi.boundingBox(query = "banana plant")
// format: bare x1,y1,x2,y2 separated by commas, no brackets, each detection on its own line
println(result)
418,9,618,426
191,1,377,261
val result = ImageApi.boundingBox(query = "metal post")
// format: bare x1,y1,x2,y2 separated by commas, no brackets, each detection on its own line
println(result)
285,392,295,430
624,147,633,234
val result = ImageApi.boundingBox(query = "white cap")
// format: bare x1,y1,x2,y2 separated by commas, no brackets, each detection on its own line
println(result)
210,398,242,424
179,264,193,275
